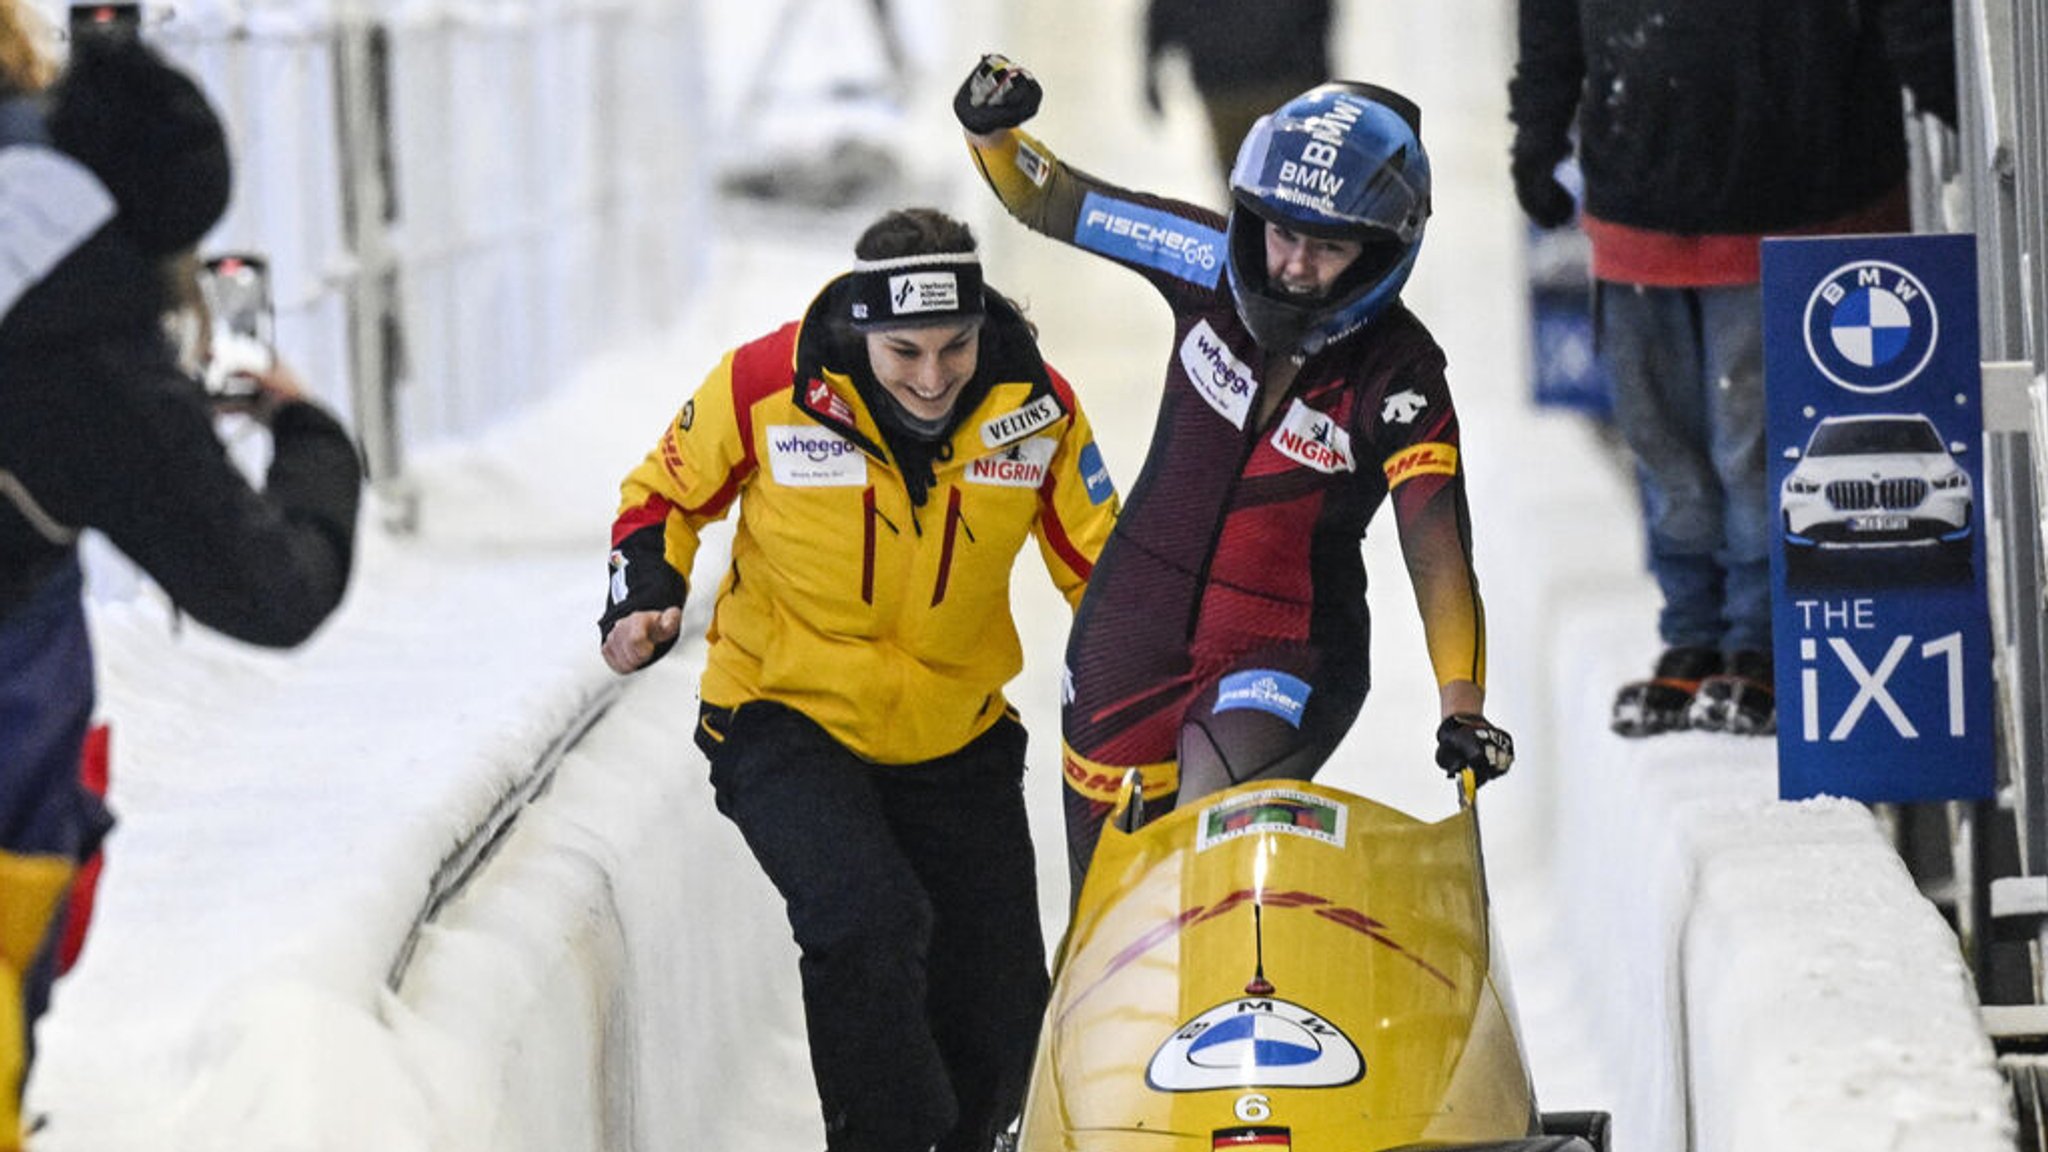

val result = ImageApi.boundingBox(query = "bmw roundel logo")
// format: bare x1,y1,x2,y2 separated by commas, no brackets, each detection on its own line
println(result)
1802,260,1939,394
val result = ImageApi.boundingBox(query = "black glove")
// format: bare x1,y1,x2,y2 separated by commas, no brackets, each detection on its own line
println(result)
1510,156,1576,230
1436,714,1515,785
955,53,1043,135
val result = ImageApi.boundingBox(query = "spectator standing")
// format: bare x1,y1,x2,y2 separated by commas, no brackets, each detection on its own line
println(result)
1142,0,1333,184
1507,0,1958,737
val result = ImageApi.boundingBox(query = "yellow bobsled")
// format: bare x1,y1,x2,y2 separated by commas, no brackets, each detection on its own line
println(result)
1020,775,1609,1152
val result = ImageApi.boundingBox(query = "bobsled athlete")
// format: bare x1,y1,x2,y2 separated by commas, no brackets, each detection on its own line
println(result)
956,55,1515,893
598,208,1119,1152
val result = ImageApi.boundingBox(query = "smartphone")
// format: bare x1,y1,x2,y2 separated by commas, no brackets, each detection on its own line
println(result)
197,254,275,398
67,3,143,43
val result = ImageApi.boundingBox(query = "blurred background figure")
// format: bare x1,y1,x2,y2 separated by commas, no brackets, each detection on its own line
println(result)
1142,0,1332,186
1506,0,1958,740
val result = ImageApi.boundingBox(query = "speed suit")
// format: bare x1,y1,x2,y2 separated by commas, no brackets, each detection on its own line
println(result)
601,278,1118,1152
968,129,1487,889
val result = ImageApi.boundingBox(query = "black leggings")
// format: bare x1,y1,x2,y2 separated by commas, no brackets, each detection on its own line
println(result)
699,702,1049,1152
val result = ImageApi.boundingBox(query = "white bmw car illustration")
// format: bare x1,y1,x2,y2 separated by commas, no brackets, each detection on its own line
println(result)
1780,413,1973,563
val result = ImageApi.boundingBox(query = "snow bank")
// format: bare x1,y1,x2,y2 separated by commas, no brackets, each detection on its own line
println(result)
1480,411,2016,1152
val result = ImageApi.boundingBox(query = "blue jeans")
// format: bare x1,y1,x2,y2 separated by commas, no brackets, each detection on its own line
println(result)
1597,283,1771,653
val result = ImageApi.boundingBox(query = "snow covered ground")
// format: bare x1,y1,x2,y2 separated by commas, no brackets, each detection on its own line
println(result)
18,1,2020,1150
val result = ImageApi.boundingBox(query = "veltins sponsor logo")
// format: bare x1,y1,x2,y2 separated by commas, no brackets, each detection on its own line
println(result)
980,394,1061,447
767,425,867,487
1802,260,1940,394
1270,400,1354,473
1381,441,1458,489
1380,388,1427,425
1077,191,1224,288
1147,998,1364,1091
967,437,1056,488
888,271,960,317
1181,320,1257,428
1079,441,1115,505
1213,669,1312,727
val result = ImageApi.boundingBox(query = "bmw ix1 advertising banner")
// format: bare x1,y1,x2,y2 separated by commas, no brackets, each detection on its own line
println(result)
1762,233,1993,802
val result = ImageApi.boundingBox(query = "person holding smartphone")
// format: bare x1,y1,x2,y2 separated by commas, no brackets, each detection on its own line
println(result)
0,19,361,1148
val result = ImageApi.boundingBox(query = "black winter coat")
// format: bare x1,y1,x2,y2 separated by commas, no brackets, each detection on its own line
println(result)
0,93,361,645
1508,0,1956,234
1145,0,1331,95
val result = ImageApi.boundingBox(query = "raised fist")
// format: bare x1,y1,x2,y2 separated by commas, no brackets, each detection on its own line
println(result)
955,53,1043,135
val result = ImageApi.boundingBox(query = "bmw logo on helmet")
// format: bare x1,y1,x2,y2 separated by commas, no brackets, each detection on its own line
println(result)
1802,260,1940,394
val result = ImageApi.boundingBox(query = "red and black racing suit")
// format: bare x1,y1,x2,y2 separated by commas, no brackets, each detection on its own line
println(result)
968,130,1487,890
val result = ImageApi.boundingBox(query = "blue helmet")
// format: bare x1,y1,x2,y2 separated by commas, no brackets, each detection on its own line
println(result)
1225,82,1431,356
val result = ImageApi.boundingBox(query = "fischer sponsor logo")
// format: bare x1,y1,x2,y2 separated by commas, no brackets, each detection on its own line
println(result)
767,425,868,486
1381,441,1459,488
1270,400,1354,473
1077,192,1224,287
888,271,959,316
980,395,1061,447
1081,208,1219,270
967,437,1056,488
1181,320,1257,428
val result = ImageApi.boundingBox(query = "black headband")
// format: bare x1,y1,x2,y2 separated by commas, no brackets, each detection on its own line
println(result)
847,253,986,330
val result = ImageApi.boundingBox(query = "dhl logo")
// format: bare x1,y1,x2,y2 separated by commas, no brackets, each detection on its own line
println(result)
1062,747,1178,802
1381,441,1458,488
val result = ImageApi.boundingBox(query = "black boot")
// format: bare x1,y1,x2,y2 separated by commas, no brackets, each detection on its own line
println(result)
1688,649,1776,735
1611,646,1724,738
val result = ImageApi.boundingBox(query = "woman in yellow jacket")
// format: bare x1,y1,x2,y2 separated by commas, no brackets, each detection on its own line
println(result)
599,208,1118,1152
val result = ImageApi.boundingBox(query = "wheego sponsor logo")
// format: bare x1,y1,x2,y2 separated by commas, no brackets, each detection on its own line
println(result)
1079,441,1115,504
766,425,867,487
1802,260,1940,393
1213,669,1312,727
1181,320,1257,428
966,437,1056,488
1077,192,1224,288
980,395,1061,447
1381,442,1458,488
1270,400,1354,473
1148,998,1363,1091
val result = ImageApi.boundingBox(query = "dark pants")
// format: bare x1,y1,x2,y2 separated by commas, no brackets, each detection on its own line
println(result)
699,703,1049,1152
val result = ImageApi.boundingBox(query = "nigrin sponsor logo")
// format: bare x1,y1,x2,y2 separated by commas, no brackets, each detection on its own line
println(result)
1270,400,1354,473
967,438,1055,488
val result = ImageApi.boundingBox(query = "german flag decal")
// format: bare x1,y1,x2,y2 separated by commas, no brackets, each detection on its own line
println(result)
1213,1127,1291,1152
1381,442,1458,488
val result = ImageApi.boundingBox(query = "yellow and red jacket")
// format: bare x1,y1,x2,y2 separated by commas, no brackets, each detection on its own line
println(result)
604,281,1120,764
